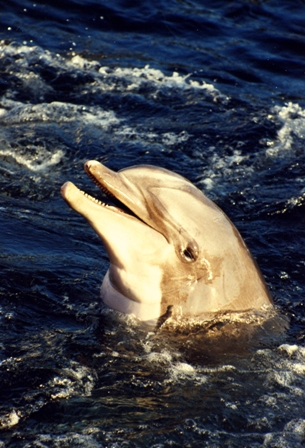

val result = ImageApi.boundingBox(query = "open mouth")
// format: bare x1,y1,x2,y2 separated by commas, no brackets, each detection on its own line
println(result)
81,164,138,218
61,160,150,229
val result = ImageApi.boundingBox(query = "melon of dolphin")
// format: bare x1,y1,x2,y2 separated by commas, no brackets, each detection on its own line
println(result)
61,161,273,321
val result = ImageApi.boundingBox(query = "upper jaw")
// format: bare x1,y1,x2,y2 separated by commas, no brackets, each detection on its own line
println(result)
83,160,139,218
84,160,134,202
84,160,115,198
61,161,147,226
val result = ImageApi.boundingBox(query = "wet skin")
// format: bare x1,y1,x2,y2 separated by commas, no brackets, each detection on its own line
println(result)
61,161,273,321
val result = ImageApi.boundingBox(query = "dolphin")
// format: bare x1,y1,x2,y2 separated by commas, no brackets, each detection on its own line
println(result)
61,161,273,321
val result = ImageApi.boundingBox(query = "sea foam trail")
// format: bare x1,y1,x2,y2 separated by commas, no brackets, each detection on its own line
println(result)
0,42,227,102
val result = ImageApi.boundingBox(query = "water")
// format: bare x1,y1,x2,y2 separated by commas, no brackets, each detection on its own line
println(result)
0,0,305,446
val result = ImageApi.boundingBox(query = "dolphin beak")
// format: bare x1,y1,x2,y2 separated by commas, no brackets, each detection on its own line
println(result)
60,167,167,266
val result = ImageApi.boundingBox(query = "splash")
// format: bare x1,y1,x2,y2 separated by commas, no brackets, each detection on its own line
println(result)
0,144,64,173
266,102,305,154
96,64,227,102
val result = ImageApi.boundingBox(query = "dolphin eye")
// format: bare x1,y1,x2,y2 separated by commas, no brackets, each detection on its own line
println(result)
182,244,198,262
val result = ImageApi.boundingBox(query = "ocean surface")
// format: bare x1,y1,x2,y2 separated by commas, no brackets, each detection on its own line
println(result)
0,0,305,446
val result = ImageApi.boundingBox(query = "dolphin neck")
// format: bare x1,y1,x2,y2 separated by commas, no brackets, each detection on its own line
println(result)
101,271,161,322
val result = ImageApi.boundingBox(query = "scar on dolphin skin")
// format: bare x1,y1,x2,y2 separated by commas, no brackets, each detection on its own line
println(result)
61,161,273,323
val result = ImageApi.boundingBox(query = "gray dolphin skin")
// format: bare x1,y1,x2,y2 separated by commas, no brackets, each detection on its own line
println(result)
61,161,273,321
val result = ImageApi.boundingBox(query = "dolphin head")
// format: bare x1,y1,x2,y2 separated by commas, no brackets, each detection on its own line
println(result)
61,161,273,321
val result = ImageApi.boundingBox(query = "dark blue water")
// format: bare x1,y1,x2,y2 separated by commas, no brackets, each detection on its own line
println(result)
0,0,305,446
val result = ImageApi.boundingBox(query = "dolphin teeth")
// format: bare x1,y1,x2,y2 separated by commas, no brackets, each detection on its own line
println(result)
80,189,106,207
81,172,137,218
86,170,115,198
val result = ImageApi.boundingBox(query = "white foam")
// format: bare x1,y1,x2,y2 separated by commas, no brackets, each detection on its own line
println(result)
0,41,213,115
0,42,227,167
70,54,100,70
167,361,208,385
0,99,121,174
0,42,61,99
30,433,103,447
171,361,195,375
0,146,64,173
266,102,305,155
96,64,227,101
284,419,305,439
197,101,305,191
114,125,191,149
201,364,237,374
146,349,207,384
0,42,225,127
0,99,119,128
224,401,239,410
279,344,299,356
199,149,253,191
264,418,305,447
48,362,95,399
0,410,19,429
257,344,305,404
146,350,173,364
162,131,190,146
